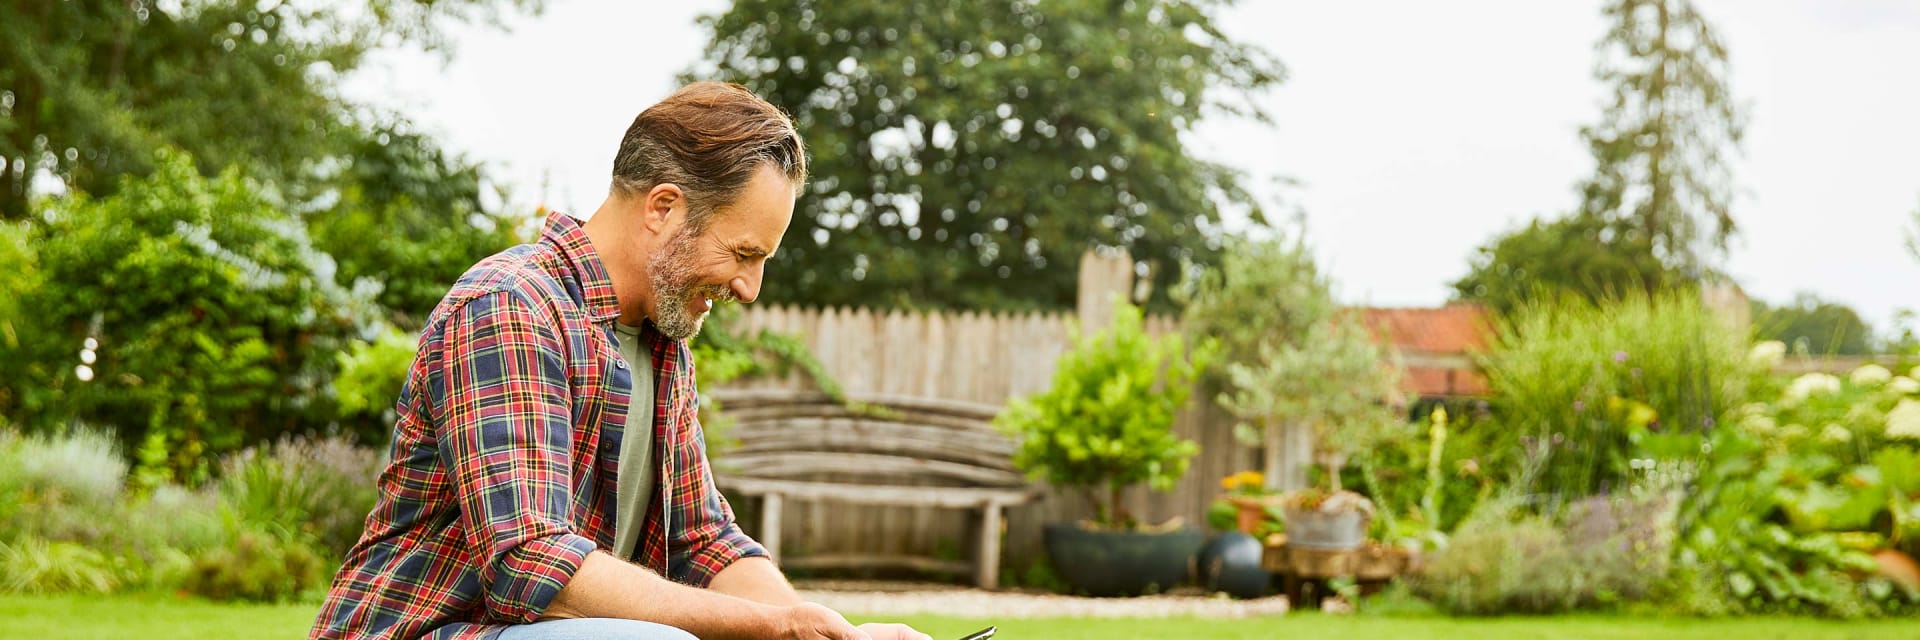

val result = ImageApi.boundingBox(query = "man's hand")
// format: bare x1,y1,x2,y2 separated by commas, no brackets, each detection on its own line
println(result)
857,622,933,640
776,603,871,640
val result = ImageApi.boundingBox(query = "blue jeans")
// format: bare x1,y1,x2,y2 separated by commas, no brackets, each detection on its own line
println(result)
497,618,697,640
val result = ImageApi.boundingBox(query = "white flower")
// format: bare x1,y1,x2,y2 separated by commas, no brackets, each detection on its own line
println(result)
1891,376,1920,395
1851,364,1893,387
1780,423,1812,441
1784,373,1842,404
1888,400,1920,440
1748,341,1787,369
1819,423,1852,443
1740,413,1778,435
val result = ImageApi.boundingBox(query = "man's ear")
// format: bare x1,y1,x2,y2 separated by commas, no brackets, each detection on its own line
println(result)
641,183,684,234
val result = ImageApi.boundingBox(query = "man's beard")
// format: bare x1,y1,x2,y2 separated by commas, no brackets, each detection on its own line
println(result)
647,227,734,341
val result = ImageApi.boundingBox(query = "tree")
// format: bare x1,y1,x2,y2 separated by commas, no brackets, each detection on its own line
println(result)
305,122,529,326
1178,234,1338,489
1576,0,1745,270
1218,317,1403,494
1749,293,1875,356
0,0,538,220
1451,214,1680,317
687,0,1284,311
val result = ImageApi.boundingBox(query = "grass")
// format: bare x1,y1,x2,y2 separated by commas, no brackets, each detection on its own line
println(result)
4,594,1918,640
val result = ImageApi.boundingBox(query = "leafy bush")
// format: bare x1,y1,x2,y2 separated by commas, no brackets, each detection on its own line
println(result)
9,150,383,477
0,428,128,544
334,326,419,440
0,538,122,595
183,525,326,603
1357,405,1499,544
0,222,40,418
1666,362,1920,617
1482,292,1754,498
1410,494,1668,614
218,435,383,557
997,303,1213,527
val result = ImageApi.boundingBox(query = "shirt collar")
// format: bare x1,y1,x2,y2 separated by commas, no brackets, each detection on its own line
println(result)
539,211,622,324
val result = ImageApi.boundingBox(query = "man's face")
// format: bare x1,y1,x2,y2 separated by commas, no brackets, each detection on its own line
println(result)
647,165,795,340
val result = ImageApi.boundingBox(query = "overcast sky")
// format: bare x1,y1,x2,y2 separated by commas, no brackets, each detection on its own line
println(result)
341,0,1920,332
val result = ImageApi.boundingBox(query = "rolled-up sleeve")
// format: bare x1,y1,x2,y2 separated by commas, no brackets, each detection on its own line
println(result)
430,290,597,623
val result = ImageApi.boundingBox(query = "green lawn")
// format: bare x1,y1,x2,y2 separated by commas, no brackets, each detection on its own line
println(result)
4,594,1918,640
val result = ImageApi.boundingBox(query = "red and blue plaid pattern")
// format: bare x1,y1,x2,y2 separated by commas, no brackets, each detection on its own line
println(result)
311,212,765,640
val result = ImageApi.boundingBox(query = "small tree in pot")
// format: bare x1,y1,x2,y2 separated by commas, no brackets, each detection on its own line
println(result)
996,303,1214,596
1220,316,1405,550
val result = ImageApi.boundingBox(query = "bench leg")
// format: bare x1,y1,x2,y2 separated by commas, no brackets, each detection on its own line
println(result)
975,503,1002,590
762,493,783,564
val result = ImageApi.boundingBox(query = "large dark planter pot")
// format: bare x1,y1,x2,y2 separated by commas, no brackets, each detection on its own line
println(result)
1197,531,1270,599
1043,523,1203,597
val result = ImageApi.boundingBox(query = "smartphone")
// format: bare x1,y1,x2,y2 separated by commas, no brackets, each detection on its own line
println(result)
958,627,997,640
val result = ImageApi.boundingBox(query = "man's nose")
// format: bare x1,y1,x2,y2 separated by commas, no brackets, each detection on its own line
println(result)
729,264,763,303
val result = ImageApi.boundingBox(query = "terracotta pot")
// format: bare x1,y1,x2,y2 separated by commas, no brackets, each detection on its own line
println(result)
1227,495,1283,535
1875,549,1920,589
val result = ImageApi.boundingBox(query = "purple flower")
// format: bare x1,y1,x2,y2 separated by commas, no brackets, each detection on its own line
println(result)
1613,351,1629,363
1573,400,1586,412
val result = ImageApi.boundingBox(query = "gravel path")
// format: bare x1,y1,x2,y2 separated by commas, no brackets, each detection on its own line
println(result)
795,581,1291,619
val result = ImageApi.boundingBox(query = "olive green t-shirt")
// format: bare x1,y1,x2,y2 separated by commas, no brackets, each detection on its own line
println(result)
611,321,656,562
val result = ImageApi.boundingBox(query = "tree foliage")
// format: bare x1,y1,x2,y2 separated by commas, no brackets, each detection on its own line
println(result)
0,0,539,220
4,151,382,478
687,0,1283,311
1177,235,1333,382
1451,215,1681,318
1750,293,1875,357
1577,0,1745,268
305,124,527,325
1218,316,1403,492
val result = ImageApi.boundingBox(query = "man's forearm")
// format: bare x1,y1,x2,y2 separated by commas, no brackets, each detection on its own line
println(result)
708,556,805,606
542,551,781,639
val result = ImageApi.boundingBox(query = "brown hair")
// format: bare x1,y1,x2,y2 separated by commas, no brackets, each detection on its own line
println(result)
610,82,807,233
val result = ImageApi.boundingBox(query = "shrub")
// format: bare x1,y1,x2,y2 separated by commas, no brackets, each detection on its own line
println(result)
996,303,1212,528
183,525,326,603
0,221,40,419
10,150,383,476
333,326,419,442
0,538,122,595
1666,368,1920,617
0,428,128,544
1482,292,1754,498
1410,493,1671,615
218,435,383,557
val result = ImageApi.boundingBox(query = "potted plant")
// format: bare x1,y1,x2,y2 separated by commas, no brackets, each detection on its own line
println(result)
996,303,1214,597
1220,316,1405,551
1219,470,1284,536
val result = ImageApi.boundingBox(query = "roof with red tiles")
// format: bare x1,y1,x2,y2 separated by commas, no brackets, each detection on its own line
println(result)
1356,304,1495,397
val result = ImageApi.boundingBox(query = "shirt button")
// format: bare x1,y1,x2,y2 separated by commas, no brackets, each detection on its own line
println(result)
615,359,628,370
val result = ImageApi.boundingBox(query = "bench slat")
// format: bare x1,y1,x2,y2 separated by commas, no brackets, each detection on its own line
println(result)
725,452,1026,487
718,477,1036,508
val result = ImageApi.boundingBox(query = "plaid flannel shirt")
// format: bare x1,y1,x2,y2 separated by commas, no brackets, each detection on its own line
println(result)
311,212,766,640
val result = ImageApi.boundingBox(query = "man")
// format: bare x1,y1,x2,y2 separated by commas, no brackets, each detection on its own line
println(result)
312,82,930,640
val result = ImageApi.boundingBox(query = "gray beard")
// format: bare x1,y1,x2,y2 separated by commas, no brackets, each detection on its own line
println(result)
647,228,731,341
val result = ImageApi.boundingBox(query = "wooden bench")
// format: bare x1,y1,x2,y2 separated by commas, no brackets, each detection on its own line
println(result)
710,389,1037,589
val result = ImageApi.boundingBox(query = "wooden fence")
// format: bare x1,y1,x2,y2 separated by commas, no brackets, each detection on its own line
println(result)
715,303,1256,574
